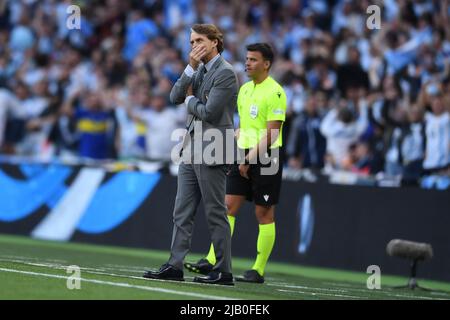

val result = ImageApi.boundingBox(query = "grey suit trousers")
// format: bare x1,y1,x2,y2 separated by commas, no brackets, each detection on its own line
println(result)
168,162,231,273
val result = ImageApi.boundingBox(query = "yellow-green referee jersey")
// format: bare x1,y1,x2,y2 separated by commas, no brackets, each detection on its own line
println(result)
237,76,287,149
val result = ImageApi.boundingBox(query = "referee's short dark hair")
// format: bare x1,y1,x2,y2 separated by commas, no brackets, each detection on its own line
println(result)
246,43,274,68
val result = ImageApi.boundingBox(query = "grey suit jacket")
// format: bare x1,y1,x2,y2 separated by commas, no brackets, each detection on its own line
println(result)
170,56,238,165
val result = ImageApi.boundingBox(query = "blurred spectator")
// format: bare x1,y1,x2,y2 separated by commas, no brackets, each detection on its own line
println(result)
15,79,57,158
0,88,20,152
3,81,39,152
305,57,336,94
123,9,159,62
343,140,380,175
113,84,147,160
336,46,369,96
320,95,369,170
9,11,35,53
331,0,365,36
420,86,450,174
61,89,117,160
127,90,185,161
287,92,326,169
383,105,426,182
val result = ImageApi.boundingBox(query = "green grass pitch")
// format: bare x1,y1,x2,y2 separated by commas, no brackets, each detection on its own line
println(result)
0,234,449,300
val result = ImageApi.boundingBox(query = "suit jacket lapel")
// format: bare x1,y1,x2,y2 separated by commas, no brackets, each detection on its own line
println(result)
202,56,223,87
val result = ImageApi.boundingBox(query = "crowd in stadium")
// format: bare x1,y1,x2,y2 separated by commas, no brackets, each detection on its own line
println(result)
0,0,449,187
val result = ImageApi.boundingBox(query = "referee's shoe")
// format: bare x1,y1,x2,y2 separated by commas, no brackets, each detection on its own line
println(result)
235,269,265,284
184,258,213,275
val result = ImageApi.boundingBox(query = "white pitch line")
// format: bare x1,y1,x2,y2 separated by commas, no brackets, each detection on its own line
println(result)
269,283,350,293
0,258,204,283
323,281,355,287
0,267,239,300
0,255,68,264
0,259,227,289
95,267,146,274
377,292,446,300
277,289,367,299
270,283,447,300
0,257,183,276
323,281,450,298
105,264,149,271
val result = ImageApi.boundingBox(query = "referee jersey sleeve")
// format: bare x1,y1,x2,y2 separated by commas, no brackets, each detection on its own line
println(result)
266,87,287,122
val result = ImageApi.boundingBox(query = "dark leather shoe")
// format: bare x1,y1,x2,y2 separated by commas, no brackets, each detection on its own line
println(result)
193,271,234,286
184,258,214,275
143,263,184,281
235,269,264,284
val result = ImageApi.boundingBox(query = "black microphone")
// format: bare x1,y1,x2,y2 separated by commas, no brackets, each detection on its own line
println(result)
386,239,433,261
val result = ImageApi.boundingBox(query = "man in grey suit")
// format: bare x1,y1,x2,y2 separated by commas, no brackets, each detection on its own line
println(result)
143,24,238,285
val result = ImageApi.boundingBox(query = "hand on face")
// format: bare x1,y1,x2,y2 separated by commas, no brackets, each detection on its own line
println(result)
189,45,207,70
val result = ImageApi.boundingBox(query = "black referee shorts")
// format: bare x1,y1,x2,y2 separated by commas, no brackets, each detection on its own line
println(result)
226,148,283,206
